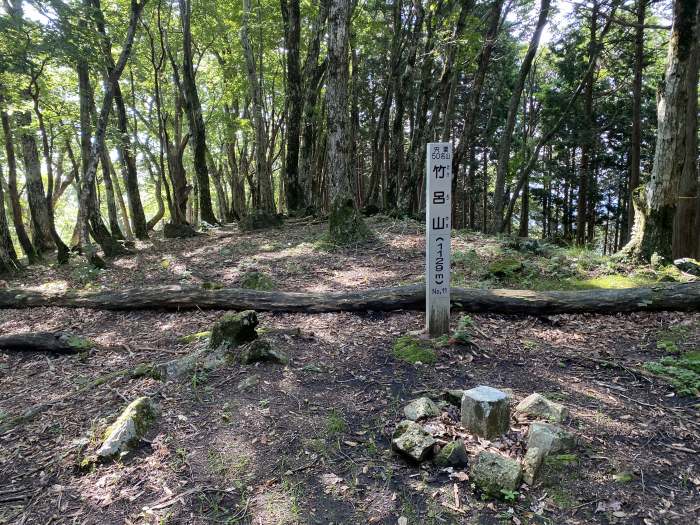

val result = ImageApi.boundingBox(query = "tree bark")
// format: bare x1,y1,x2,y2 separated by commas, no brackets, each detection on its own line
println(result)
626,0,646,243
623,0,700,260
326,0,367,243
1,283,699,315
0,332,89,353
0,164,20,273
178,0,217,225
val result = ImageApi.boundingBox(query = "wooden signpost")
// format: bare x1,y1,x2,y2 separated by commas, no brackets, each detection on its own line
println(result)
425,142,452,336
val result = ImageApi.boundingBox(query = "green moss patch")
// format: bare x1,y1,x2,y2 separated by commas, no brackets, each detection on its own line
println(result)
239,271,276,291
178,331,211,344
488,257,523,278
644,353,700,396
393,335,437,364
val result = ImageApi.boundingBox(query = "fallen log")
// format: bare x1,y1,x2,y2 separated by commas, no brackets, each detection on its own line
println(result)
0,332,93,353
1,282,699,314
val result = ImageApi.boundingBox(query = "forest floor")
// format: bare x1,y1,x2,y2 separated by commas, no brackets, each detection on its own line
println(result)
0,216,699,525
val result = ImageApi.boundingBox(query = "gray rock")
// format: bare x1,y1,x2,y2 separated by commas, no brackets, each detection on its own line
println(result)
515,393,568,422
239,339,289,365
444,389,465,407
461,386,511,439
210,311,259,349
522,447,545,485
97,397,157,459
156,346,228,381
470,451,522,493
403,397,440,421
674,258,700,276
434,439,468,468
391,420,436,462
527,422,575,455
237,374,260,391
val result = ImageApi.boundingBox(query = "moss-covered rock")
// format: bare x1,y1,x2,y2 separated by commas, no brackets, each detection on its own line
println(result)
515,393,568,422
238,339,289,365
163,222,196,238
434,439,468,468
97,396,157,459
209,310,259,349
178,331,211,344
392,335,437,364
470,451,522,494
403,397,440,421
239,210,284,231
391,420,436,462
328,197,371,245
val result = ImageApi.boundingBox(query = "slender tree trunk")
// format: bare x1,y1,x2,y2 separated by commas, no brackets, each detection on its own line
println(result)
492,0,551,232
241,0,275,213
0,164,20,273
108,155,134,239
627,0,646,242
0,106,36,262
100,151,125,240
177,0,216,225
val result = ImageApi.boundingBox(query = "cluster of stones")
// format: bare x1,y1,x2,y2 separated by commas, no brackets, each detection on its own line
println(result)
391,386,575,494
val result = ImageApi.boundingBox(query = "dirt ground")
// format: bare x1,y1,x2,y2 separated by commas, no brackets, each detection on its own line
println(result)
1,218,698,525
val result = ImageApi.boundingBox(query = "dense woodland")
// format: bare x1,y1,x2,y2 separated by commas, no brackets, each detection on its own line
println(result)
0,0,698,273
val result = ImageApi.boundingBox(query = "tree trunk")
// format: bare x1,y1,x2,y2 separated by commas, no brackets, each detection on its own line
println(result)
241,0,275,213
0,164,20,273
492,0,551,232
0,105,36,262
627,0,646,242
326,0,367,244
623,0,700,260
0,332,90,353
1,282,699,315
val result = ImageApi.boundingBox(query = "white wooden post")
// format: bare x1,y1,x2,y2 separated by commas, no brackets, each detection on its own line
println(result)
425,142,452,337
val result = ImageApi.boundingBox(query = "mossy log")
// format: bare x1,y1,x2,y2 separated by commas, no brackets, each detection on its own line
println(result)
0,332,93,353
1,283,700,314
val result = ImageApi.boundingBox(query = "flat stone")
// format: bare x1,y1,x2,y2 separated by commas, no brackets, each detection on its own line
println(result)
209,311,259,349
674,258,700,276
522,447,545,485
527,422,575,455
461,386,511,439
434,439,468,468
97,397,157,459
391,420,436,462
516,393,568,422
470,451,522,494
403,397,440,421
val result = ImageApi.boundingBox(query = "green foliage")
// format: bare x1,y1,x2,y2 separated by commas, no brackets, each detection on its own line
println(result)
392,335,437,365
644,353,700,396
325,410,347,437
451,315,473,345
488,256,524,278
239,271,275,291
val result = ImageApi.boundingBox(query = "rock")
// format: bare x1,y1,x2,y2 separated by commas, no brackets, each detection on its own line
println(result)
239,270,275,291
434,439,468,468
239,339,289,365
527,422,575,455
163,222,196,238
470,451,522,494
97,397,157,459
209,310,259,349
391,420,436,462
156,346,228,381
461,385,511,439
239,210,284,231
522,447,545,485
237,374,260,391
403,397,440,421
488,257,523,278
674,258,700,276
515,393,568,422
444,389,465,407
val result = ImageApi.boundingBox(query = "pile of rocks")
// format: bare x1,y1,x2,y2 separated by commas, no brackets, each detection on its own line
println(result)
391,386,575,495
